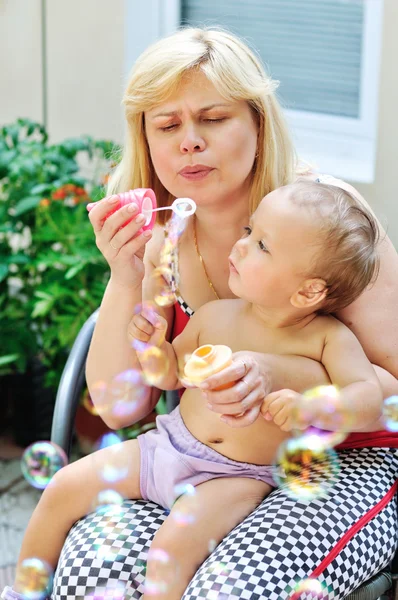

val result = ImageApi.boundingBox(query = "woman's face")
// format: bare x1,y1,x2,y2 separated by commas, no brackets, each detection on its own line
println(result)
144,70,259,207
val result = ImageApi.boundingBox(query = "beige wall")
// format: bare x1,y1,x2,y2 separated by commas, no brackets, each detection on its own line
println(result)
0,0,125,143
351,0,398,248
46,0,125,143
0,0,43,124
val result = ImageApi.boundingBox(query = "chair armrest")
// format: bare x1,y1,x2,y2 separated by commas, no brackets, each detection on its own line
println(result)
51,309,99,459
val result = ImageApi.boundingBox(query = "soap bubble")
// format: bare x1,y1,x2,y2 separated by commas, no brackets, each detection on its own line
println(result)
93,436,129,484
138,345,170,387
144,548,180,595
82,390,99,416
134,300,159,323
274,433,340,501
289,577,330,599
153,266,176,307
171,483,199,526
15,558,53,600
208,539,217,552
109,369,149,420
92,489,124,516
77,581,127,600
382,396,398,432
86,380,109,418
21,441,68,489
293,385,350,447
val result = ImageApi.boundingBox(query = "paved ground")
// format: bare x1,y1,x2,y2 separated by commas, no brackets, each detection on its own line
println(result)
0,451,42,587
0,434,81,590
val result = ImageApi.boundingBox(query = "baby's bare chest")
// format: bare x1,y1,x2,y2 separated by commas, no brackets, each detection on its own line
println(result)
198,313,325,362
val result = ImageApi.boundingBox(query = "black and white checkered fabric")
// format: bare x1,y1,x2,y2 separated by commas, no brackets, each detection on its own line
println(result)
52,448,398,600
175,294,195,318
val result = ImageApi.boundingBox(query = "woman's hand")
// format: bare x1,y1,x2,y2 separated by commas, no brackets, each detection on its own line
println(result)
200,351,272,427
87,195,152,288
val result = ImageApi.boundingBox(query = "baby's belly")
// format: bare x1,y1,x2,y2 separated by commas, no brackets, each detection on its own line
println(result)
179,389,290,465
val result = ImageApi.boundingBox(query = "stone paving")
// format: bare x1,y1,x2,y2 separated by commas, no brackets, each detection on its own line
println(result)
0,455,42,587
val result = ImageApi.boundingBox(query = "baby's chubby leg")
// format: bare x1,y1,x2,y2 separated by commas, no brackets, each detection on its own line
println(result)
14,439,142,590
143,477,272,600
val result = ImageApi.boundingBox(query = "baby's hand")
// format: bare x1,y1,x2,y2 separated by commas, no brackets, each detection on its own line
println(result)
261,389,308,432
128,305,168,349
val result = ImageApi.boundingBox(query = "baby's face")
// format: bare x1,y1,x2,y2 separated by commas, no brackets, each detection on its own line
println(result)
228,187,321,309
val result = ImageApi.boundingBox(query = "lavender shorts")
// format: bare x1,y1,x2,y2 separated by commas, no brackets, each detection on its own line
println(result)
137,407,276,509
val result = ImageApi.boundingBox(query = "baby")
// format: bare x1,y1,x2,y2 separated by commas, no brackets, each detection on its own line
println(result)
3,181,382,600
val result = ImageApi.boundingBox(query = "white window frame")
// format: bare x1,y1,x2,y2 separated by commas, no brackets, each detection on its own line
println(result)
125,0,384,183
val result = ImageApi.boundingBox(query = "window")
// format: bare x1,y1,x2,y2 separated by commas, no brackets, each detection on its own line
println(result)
126,0,384,182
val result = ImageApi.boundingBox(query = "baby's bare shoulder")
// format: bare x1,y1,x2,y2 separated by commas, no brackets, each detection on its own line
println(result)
309,314,355,343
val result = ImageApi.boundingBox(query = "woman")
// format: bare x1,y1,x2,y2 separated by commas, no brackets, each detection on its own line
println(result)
53,28,398,599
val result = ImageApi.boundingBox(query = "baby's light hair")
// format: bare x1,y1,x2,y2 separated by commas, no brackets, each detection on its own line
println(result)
107,27,299,224
289,181,380,314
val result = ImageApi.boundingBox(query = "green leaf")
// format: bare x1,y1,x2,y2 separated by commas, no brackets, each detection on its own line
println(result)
0,264,8,283
30,183,53,195
0,353,19,367
65,263,86,280
14,196,41,216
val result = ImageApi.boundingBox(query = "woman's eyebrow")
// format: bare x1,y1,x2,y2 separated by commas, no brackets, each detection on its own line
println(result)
150,103,231,119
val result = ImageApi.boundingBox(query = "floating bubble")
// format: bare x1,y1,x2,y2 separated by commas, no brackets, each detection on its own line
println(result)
15,558,53,600
109,369,149,420
206,562,233,577
93,437,129,484
293,385,350,447
96,432,123,450
87,380,109,418
153,266,177,307
144,548,180,595
92,489,124,516
289,577,330,599
382,396,398,432
171,483,199,526
21,441,68,489
274,433,340,501
82,389,99,416
134,300,160,322
138,345,170,387
77,581,127,600
208,539,217,553
159,238,175,269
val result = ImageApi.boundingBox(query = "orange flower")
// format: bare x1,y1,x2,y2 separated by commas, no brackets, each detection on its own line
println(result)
39,198,50,207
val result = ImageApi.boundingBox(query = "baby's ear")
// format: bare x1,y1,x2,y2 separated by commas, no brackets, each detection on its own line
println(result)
290,278,328,309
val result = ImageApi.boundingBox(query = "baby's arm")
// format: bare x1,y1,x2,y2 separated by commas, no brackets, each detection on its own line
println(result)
261,320,383,432
316,320,383,430
130,307,202,390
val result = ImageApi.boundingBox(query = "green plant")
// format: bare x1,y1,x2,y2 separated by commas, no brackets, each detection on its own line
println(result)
0,118,120,387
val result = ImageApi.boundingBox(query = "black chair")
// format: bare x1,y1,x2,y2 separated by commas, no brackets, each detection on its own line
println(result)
50,309,397,600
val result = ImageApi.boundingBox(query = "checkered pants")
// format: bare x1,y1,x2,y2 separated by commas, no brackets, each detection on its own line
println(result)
52,447,398,600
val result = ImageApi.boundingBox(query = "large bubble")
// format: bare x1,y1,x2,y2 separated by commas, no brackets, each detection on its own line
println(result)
15,558,53,600
144,548,180,596
109,369,150,421
21,441,68,489
293,385,350,447
138,345,171,387
92,435,129,484
171,483,199,526
289,577,330,599
274,433,340,501
382,395,398,432
153,266,177,307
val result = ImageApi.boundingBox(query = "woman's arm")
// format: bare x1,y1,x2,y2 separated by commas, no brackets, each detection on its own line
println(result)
331,180,398,388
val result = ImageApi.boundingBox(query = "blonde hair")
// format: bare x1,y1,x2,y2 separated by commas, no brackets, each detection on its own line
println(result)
289,181,380,314
107,27,299,225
